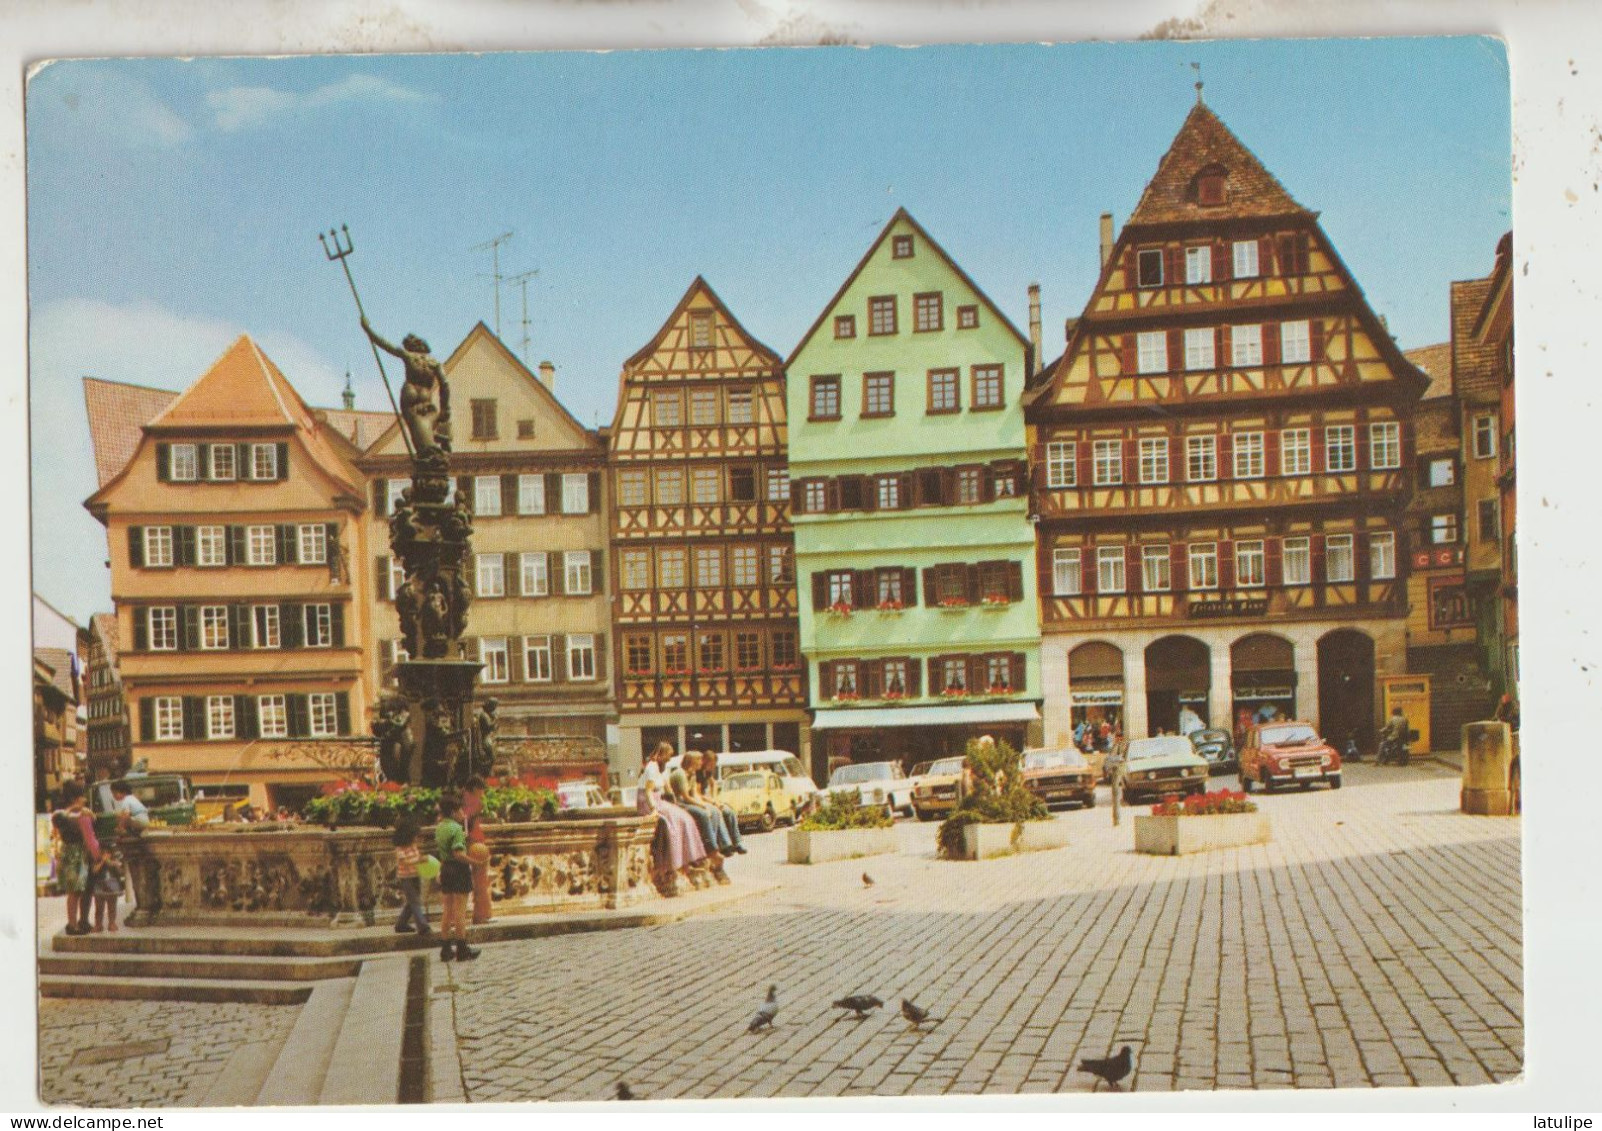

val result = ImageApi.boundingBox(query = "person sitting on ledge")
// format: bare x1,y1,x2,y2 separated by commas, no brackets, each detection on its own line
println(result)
694,751,746,856
639,742,710,894
671,752,731,884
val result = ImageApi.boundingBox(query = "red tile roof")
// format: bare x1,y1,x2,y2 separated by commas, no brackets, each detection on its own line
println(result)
320,408,396,452
1404,343,1453,401
91,612,119,660
83,378,178,488
1127,101,1310,228
1450,278,1500,403
34,646,78,702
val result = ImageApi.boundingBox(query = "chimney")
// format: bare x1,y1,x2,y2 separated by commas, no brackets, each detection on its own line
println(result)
1027,284,1043,374
538,360,556,390
1099,213,1115,268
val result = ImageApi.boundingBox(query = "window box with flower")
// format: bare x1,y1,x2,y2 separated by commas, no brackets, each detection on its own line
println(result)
939,685,969,699
981,682,1014,698
827,600,855,618
980,593,1010,609
937,597,970,612
875,599,905,615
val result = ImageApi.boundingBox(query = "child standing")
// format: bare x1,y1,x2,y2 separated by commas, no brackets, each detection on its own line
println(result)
92,849,124,933
434,793,480,963
392,818,432,937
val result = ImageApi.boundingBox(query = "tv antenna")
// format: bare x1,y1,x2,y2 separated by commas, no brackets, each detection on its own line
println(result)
470,231,514,337
507,268,540,361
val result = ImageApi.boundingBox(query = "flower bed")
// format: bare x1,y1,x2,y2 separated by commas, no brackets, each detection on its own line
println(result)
937,738,1056,861
1135,791,1270,856
299,774,558,828
787,790,898,864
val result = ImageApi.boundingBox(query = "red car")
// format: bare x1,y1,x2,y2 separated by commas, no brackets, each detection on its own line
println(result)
1239,720,1343,793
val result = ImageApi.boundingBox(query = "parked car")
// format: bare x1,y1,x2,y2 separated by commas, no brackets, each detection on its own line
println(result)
1188,728,1238,776
716,750,823,815
1021,747,1096,809
1116,736,1210,804
826,761,915,817
89,771,196,838
1239,721,1343,793
910,756,967,821
555,781,610,811
718,770,809,831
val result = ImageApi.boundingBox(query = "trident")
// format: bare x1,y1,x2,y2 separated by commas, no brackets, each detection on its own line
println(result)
318,224,413,459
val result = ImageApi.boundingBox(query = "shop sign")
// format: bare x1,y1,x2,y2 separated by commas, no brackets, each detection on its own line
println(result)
1233,686,1294,700
1187,598,1268,618
1071,690,1125,706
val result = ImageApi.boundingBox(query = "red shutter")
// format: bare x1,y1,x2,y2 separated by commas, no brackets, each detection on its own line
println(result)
1277,235,1295,276
1172,542,1188,593
1123,436,1138,479
1119,335,1137,376
1263,323,1281,366
1037,542,1055,606
1122,245,1136,288
1311,426,1326,474
1259,236,1275,275
1311,534,1326,582
1127,544,1140,593
1215,326,1229,370
1266,537,1283,587
1219,540,1236,590
1265,430,1281,478
1165,245,1183,285
1077,442,1092,488
1166,329,1183,373
1310,319,1327,361
1218,432,1234,479
1213,241,1230,281
1084,548,1098,595
1355,532,1370,581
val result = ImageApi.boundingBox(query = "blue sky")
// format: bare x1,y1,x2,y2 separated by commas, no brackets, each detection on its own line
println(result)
26,38,1510,624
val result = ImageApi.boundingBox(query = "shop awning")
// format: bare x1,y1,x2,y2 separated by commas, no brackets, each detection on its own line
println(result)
810,702,1041,732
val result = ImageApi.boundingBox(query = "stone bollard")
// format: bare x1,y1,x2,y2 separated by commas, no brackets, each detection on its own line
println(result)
1460,721,1514,816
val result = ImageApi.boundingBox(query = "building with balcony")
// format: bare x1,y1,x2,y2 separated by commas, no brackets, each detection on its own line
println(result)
607,279,807,775
1024,99,1427,750
787,211,1041,781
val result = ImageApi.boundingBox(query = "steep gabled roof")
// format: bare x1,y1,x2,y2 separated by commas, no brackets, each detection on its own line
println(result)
1450,277,1500,402
786,207,1031,369
1126,101,1311,228
623,276,782,371
83,378,179,488
35,646,78,703
148,335,310,431
1404,343,1454,401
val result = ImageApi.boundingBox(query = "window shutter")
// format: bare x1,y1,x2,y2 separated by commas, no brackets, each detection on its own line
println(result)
1123,436,1138,479
862,661,883,699
1263,324,1281,367
901,568,919,607
1219,540,1236,590
180,605,199,651
275,443,289,480
128,527,144,569
182,696,205,740
237,695,258,740
1264,430,1280,477
922,567,938,607
1119,334,1137,376
1128,544,1142,593
287,694,309,738
819,660,836,700
965,564,981,605
1077,443,1092,488
229,604,250,648
853,569,872,609
457,476,473,509
1218,432,1233,477
588,472,602,513
1311,427,1326,474
1166,329,1183,372
594,634,608,682
176,525,196,567
1355,532,1370,582
789,479,805,511
276,525,297,565
228,526,246,566
545,473,562,511
1310,319,1326,361
132,608,148,651
590,549,604,593
968,656,987,693
1266,538,1283,587
1172,543,1188,593
1010,652,1027,693
503,552,517,597
811,572,829,611
941,467,957,505
1037,543,1055,606
376,556,392,601
335,693,351,736
859,475,878,513
825,478,841,513
373,478,389,516
139,698,155,742
1213,241,1230,281
1259,236,1275,274
906,657,922,698
501,474,518,512
551,554,566,596
155,444,171,482
236,443,251,479
1165,245,1183,285
331,603,345,647
1084,549,1098,595
1310,534,1326,582
551,634,567,682
1122,245,1136,288
325,523,340,574
1006,561,1024,602
1277,234,1295,276
1215,326,1228,370
281,602,303,649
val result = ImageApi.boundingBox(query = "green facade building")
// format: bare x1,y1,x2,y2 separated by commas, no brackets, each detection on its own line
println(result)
786,209,1043,781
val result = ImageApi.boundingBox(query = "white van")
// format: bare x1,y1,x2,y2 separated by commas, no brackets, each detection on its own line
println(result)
714,750,822,812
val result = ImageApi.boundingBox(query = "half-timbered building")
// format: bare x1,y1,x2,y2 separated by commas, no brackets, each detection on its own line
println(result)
1024,99,1428,750
360,325,617,763
607,279,808,773
788,211,1042,782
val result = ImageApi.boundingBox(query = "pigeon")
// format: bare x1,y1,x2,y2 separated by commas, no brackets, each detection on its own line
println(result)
1078,1045,1133,1092
614,1082,636,1101
748,984,779,1032
832,994,884,1020
900,998,937,1028
862,872,875,887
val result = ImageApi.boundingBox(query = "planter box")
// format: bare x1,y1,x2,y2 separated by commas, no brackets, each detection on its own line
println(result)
1134,812,1271,856
958,819,1071,860
786,826,899,865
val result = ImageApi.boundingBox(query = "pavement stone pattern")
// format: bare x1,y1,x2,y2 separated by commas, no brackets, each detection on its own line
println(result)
37,998,303,1108
441,761,1521,1100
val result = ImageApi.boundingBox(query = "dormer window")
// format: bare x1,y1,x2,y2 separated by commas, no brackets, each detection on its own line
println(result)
1194,165,1227,206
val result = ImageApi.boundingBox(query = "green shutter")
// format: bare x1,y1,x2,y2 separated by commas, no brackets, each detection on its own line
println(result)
335,693,351,736
155,444,171,482
276,442,289,480
139,698,155,742
331,603,345,647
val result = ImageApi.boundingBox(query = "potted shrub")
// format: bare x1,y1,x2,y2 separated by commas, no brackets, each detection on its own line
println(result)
1134,789,1271,856
787,790,899,864
937,738,1068,860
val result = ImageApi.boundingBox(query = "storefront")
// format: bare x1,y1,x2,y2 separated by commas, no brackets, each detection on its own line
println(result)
1068,642,1125,739
811,702,1040,782
1144,635,1211,737
1230,633,1298,736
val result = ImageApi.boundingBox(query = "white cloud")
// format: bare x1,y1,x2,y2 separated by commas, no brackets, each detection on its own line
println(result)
206,73,433,132
28,66,191,149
